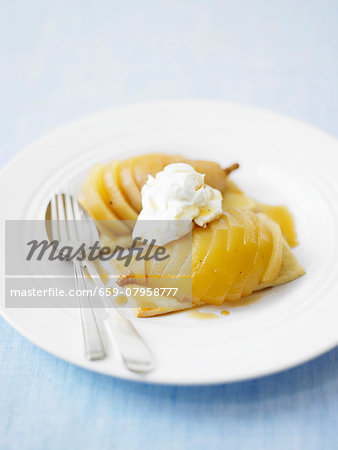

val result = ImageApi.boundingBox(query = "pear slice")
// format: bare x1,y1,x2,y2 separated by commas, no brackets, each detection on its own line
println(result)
224,210,259,302
257,213,283,283
103,161,138,224
80,163,129,235
119,158,143,212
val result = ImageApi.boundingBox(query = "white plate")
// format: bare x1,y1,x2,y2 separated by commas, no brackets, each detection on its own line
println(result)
1,100,338,385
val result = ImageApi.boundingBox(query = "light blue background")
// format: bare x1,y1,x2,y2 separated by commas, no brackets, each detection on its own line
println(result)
1,1,337,449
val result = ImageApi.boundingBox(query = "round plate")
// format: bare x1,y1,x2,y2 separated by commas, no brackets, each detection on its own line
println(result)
1,100,338,385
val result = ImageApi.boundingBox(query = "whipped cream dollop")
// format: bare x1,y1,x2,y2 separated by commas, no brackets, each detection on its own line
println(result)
132,163,223,245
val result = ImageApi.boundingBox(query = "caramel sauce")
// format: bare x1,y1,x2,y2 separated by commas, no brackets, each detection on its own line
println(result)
189,309,220,320
188,291,267,320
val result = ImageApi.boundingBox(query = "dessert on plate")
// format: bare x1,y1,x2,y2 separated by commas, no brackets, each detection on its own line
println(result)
80,153,305,317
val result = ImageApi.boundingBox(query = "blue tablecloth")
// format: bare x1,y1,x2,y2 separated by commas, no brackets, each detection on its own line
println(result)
1,1,337,448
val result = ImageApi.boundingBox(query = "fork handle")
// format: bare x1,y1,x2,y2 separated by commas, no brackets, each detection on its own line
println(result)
105,311,157,373
74,261,106,361
84,261,157,373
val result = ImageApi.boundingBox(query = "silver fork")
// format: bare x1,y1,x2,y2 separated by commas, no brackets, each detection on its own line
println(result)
46,193,106,361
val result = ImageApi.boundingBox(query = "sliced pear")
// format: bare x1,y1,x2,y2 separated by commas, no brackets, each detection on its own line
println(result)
255,238,305,290
119,158,143,212
241,213,273,296
134,238,304,317
81,163,129,235
257,213,283,283
225,210,258,301
191,222,216,302
81,153,304,317
103,161,138,224
195,216,229,305
153,237,192,301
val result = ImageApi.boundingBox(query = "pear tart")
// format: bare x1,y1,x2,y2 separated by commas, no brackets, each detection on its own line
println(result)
81,153,305,317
